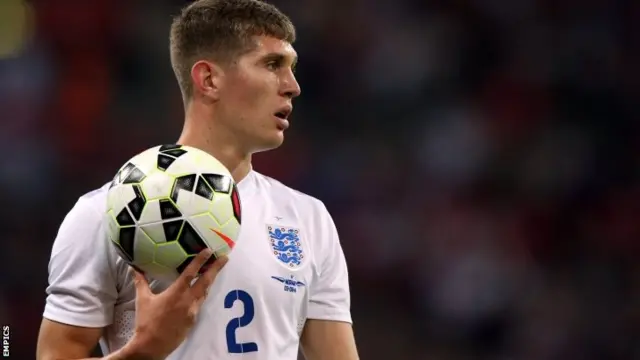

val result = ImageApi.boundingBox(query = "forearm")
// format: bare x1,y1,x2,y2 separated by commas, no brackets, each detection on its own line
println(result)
301,320,359,360
103,338,157,360
47,347,153,360
302,347,359,360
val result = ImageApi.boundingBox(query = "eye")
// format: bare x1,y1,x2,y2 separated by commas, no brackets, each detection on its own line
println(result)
266,61,280,71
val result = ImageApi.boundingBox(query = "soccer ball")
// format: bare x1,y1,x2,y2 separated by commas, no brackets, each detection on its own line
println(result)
105,144,241,281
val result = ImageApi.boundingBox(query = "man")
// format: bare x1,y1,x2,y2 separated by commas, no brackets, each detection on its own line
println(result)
36,0,359,359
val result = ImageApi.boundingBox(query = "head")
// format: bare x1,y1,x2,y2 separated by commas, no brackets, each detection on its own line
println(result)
170,0,301,153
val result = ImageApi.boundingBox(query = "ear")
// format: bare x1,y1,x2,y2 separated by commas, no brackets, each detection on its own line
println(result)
191,60,223,100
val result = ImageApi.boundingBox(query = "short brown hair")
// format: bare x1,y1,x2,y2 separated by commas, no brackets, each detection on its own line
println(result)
169,0,296,100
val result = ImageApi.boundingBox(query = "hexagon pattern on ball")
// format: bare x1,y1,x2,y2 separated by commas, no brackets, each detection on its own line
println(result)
105,144,241,281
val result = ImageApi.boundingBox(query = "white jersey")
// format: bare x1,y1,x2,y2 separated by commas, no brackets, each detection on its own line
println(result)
43,170,351,359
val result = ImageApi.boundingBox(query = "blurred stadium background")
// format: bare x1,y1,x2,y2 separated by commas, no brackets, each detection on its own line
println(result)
1,0,639,358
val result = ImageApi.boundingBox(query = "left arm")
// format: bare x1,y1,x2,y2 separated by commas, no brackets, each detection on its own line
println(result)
301,319,358,360
300,201,359,360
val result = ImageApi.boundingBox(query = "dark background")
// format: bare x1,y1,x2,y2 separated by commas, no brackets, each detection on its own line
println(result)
1,0,639,359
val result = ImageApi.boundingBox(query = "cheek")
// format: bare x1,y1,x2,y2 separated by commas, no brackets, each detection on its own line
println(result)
242,92,271,119
232,85,263,112
232,94,268,131
225,71,274,125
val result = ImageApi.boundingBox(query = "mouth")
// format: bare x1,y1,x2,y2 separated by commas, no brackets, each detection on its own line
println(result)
273,106,292,130
274,107,292,120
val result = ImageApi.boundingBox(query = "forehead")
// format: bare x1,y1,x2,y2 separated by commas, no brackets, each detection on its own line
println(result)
245,35,297,60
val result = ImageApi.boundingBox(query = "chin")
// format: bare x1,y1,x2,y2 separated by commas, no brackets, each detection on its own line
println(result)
253,133,285,153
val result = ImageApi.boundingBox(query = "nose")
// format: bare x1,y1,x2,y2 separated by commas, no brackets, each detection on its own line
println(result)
280,73,301,99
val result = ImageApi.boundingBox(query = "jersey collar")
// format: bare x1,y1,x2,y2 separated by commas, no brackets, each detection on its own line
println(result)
236,168,257,199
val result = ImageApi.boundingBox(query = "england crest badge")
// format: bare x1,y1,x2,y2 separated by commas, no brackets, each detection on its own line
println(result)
267,225,305,268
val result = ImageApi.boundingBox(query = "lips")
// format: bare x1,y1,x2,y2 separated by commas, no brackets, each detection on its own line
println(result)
275,117,289,131
273,105,292,121
273,105,292,130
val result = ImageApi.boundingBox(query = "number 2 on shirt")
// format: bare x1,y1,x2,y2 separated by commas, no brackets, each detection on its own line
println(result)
224,289,259,353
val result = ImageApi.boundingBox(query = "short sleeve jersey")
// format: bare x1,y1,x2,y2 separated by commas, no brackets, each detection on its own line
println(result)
43,170,352,359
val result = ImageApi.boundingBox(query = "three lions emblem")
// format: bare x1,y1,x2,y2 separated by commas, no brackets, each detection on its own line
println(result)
267,225,304,268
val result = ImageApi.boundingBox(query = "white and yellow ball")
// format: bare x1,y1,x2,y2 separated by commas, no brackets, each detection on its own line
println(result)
105,144,241,281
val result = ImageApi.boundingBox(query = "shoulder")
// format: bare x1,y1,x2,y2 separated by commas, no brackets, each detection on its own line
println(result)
51,183,112,256
252,171,337,239
45,183,121,328
56,184,110,232
253,171,330,216
74,183,110,215
48,182,122,286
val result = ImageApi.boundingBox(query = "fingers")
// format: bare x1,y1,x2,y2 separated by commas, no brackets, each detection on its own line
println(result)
177,249,214,288
131,267,152,298
189,294,207,317
190,256,228,299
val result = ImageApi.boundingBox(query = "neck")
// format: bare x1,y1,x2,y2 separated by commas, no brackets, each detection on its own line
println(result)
177,104,252,183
